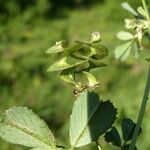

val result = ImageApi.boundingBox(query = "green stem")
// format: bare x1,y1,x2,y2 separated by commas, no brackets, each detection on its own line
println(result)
129,63,150,150
141,0,150,19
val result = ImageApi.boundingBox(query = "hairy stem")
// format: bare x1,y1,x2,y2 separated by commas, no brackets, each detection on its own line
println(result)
129,64,150,150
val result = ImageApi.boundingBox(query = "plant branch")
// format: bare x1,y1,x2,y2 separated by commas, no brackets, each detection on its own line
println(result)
129,63,150,150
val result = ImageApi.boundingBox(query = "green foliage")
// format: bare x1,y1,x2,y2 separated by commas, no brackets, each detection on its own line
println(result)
69,92,117,148
104,127,121,147
0,0,149,150
105,118,142,150
114,41,133,61
46,32,108,94
115,2,150,61
0,107,56,150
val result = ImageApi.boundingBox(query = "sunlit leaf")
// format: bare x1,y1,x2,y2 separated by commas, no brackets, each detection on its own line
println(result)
104,127,121,147
117,31,134,41
70,92,117,148
0,107,56,150
121,2,138,16
137,6,147,18
82,71,99,87
46,40,66,54
47,57,86,72
114,41,132,61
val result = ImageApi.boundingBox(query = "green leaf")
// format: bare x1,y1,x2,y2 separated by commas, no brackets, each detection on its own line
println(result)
59,69,76,85
69,92,117,148
75,41,108,59
89,43,109,59
0,107,56,150
121,118,142,142
89,58,107,69
82,71,99,87
46,40,66,54
117,31,133,41
114,41,132,61
123,144,137,150
137,6,147,18
121,2,138,16
104,127,121,147
75,62,89,72
47,57,86,72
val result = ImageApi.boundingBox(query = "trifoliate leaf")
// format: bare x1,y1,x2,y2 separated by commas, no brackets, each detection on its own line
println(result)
121,2,138,16
121,118,142,142
117,31,134,41
104,127,121,147
114,41,132,61
47,57,86,72
0,107,56,150
137,6,147,18
70,92,117,148
82,71,99,87
46,40,66,54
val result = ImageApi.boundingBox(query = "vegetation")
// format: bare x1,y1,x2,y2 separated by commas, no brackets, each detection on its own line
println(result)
0,0,150,150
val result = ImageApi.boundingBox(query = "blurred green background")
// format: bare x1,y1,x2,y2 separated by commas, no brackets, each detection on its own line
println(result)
0,0,150,150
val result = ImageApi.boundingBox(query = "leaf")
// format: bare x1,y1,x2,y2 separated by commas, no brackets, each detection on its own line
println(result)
46,40,66,54
137,6,147,18
104,127,121,147
75,62,89,72
114,41,132,61
47,57,86,72
82,71,99,87
123,144,137,150
59,69,76,85
117,31,133,41
121,118,142,142
75,41,108,59
89,43,109,59
69,92,117,148
0,107,56,150
67,43,82,54
89,58,107,69
121,2,138,16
